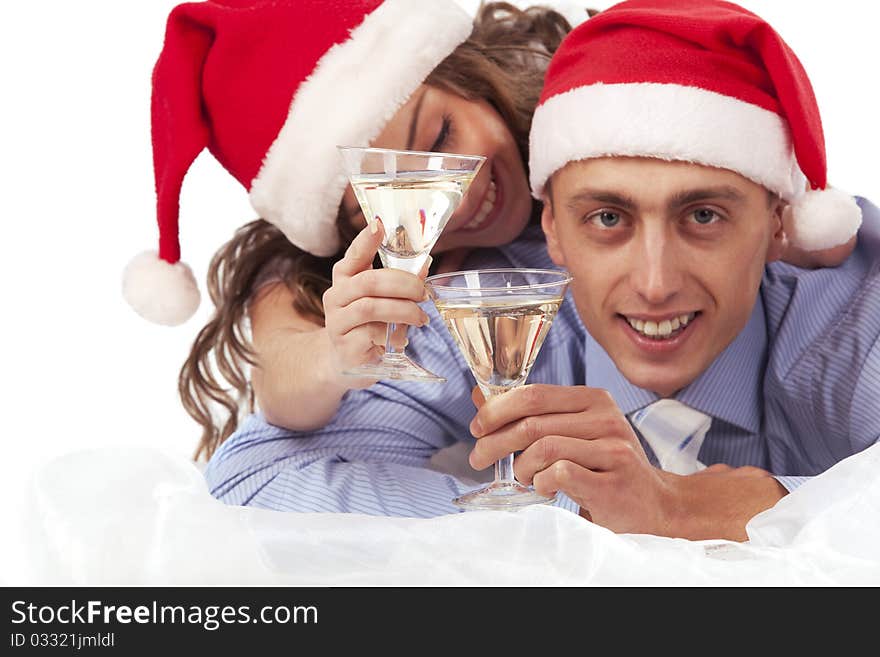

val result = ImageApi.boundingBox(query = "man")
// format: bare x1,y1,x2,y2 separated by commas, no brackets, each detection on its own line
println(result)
205,0,878,541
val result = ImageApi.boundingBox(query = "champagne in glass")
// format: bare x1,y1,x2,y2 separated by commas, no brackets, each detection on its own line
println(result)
338,147,485,382
425,268,573,510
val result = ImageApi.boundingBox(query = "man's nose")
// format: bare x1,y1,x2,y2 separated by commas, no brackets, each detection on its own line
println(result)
630,230,684,305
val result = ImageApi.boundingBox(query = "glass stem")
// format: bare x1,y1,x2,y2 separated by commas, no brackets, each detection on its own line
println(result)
495,454,516,485
478,384,518,485
384,322,398,357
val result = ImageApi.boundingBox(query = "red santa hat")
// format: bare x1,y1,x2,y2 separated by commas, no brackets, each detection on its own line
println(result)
123,0,472,326
529,0,862,251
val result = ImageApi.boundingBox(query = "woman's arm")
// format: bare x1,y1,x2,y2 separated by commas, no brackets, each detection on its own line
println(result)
249,223,430,431
249,283,352,431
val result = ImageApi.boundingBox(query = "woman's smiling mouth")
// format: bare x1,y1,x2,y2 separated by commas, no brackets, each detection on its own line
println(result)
458,166,503,233
463,178,497,229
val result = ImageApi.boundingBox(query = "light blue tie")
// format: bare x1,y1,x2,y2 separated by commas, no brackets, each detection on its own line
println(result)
629,400,711,475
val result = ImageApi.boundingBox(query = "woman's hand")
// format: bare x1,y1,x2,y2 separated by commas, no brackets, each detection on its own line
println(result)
322,221,431,388
780,215,857,269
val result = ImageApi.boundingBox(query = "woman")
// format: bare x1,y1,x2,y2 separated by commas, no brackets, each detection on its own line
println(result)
174,1,579,459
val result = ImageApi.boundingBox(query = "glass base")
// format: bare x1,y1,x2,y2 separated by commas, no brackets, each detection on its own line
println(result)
453,481,556,511
341,353,446,383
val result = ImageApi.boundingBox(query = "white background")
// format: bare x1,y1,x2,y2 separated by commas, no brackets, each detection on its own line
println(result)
0,0,877,583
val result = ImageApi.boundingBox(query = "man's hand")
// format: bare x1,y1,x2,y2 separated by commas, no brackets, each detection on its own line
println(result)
468,385,787,541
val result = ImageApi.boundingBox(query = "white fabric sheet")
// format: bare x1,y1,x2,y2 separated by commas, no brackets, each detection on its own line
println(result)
17,442,880,586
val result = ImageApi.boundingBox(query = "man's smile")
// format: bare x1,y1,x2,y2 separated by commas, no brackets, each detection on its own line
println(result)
621,311,699,339
616,311,703,354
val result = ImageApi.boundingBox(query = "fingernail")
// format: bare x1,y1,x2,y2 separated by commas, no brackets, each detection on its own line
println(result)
470,418,482,436
370,218,379,234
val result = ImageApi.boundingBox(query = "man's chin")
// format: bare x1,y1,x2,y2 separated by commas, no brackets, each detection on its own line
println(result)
615,361,697,398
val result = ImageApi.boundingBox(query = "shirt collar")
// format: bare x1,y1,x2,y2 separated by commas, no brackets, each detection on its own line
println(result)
584,295,767,433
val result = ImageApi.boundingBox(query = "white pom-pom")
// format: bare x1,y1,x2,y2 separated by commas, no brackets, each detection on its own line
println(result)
122,251,200,326
785,187,862,251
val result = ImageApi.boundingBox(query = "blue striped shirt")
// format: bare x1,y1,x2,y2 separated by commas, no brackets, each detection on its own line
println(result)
205,197,880,517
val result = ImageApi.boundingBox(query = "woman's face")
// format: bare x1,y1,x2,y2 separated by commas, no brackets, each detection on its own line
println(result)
340,84,532,253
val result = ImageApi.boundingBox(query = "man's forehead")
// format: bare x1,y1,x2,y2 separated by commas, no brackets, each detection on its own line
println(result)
551,156,764,206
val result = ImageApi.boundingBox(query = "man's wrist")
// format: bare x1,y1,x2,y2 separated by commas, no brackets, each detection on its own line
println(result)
666,470,787,542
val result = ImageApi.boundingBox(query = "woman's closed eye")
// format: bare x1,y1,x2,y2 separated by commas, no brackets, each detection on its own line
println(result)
429,114,453,152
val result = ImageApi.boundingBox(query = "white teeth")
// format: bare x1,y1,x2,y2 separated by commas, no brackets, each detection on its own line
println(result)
464,179,496,229
626,313,696,339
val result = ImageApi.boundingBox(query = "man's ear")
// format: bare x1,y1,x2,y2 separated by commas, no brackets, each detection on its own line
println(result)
765,198,787,263
541,191,566,267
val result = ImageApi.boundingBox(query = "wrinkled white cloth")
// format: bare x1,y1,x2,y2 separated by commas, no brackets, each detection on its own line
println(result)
15,442,880,586
629,399,710,475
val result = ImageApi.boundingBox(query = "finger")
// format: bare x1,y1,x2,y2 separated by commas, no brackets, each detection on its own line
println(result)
473,405,640,472
356,345,385,368
469,421,536,471
471,385,612,437
338,322,389,349
332,268,429,308
471,386,486,410
332,340,384,381
418,255,434,280
469,411,604,470
333,297,430,335
532,459,603,502
513,435,634,485
358,345,385,366
332,220,384,279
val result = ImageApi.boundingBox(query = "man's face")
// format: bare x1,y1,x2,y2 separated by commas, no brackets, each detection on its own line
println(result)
543,157,785,397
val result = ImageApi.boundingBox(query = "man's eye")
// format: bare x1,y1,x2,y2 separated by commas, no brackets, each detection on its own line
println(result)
588,211,621,228
691,208,720,225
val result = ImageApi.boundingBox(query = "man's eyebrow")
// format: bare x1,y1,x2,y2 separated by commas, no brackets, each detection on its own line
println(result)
406,88,428,151
565,189,638,212
564,186,747,213
667,186,746,209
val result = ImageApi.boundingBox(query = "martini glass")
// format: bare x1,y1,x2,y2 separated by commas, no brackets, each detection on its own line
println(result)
338,146,486,382
425,268,573,510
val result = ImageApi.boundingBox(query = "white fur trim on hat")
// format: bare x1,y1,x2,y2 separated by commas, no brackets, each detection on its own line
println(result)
784,187,863,250
249,0,473,257
529,82,808,201
122,251,200,326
